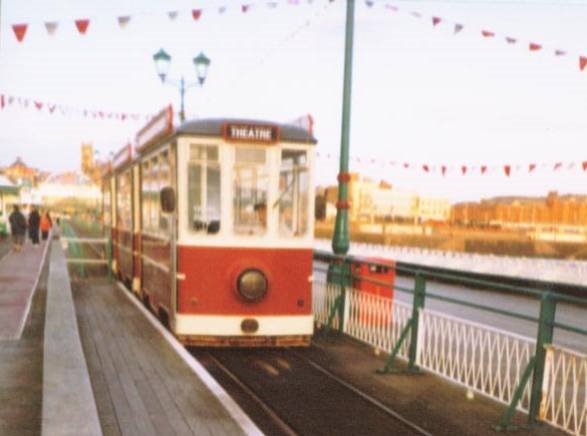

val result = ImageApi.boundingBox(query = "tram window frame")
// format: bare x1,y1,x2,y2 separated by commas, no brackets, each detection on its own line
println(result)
276,149,310,238
149,155,160,233
103,181,112,228
158,150,170,232
187,144,222,235
117,170,133,231
233,147,269,236
141,160,151,232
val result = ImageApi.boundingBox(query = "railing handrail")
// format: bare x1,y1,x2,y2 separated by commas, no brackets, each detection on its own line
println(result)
313,248,587,307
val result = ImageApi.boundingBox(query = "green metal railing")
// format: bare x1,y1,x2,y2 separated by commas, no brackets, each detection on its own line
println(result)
315,249,587,431
60,219,111,280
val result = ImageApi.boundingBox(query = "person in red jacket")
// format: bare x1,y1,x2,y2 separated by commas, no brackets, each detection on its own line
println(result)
40,211,52,241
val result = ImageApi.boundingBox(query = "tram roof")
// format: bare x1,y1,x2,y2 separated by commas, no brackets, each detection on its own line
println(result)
175,118,317,145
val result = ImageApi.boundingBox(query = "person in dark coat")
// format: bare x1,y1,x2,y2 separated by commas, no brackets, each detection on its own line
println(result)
28,206,41,246
9,205,27,252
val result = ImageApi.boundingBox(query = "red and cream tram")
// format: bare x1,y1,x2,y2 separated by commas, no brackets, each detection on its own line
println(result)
103,107,316,346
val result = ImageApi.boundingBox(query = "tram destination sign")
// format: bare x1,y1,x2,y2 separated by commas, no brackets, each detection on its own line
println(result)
112,143,132,169
136,105,174,152
223,123,280,144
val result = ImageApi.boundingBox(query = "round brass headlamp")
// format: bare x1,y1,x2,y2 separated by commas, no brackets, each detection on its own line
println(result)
237,269,268,302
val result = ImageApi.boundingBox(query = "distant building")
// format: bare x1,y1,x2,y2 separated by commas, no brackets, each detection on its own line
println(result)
81,143,94,174
450,191,587,230
36,170,100,212
320,173,450,224
0,176,20,235
0,157,47,187
80,143,108,184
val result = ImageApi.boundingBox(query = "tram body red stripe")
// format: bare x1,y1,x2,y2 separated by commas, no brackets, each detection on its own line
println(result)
177,246,312,316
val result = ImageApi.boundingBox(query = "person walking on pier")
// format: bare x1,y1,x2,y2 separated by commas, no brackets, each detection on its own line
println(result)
40,211,52,241
28,206,41,247
8,205,26,252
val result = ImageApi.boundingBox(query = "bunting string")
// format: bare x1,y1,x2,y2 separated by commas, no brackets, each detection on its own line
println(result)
8,0,334,43
7,0,587,73
0,92,153,123
364,0,587,72
316,151,587,177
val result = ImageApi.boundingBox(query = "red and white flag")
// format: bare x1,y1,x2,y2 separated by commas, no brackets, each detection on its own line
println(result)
12,24,28,43
75,19,90,35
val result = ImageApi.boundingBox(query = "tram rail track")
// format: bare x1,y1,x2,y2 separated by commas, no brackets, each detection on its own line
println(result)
195,348,432,436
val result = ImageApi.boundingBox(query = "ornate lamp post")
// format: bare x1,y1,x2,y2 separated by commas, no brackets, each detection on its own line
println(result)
152,48,211,122
332,0,355,257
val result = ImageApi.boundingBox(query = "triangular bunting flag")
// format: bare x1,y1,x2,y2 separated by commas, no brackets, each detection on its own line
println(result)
218,6,227,14
192,9,202,20
505,37,517,44
365,0,374,7
118,16,131,28
242,4,251,13
504,165,511,177
168,11,179,20
529,43,542,51
432,17,441,27
553,162,562,171
75,19,90,35
12,24,28,43
461,165,467,175
403,163,410,169
580,56,587,71
45,22,58,35
481,30,495,38
0,95,4,110
48,104,56,113
385,5,398,11
422,165,429,173
529,164,536,172
410,11,421,18
34,101,43,111
582,161,587,171
454,23,463,34
441,166,447,176
481,166,487,174
555,50,566,56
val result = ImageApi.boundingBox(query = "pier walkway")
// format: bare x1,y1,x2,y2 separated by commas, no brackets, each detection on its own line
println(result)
0,240,259,435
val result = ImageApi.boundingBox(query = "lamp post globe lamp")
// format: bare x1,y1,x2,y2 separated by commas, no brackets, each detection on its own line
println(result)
152,48,210,123
153,48,171,82
193,52,211,85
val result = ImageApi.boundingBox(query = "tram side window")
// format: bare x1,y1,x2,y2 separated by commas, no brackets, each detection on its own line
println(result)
117,171,132,231
278,150,309,237
149,156,160,233
103,182,111,228
141,161,151,232
159,151,170,232
234,147,268,235
188,145,221,234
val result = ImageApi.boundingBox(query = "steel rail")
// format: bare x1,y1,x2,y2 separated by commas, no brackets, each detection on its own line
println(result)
292,351,433,436
205,352,299,436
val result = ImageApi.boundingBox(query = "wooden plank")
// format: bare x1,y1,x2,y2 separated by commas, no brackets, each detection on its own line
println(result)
89,289,158,436
75,282,247,436
80,290,137,436
103,290,195,436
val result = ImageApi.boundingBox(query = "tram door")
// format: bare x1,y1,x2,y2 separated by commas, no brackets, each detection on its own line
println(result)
140,146,175,318
132,164,142,293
